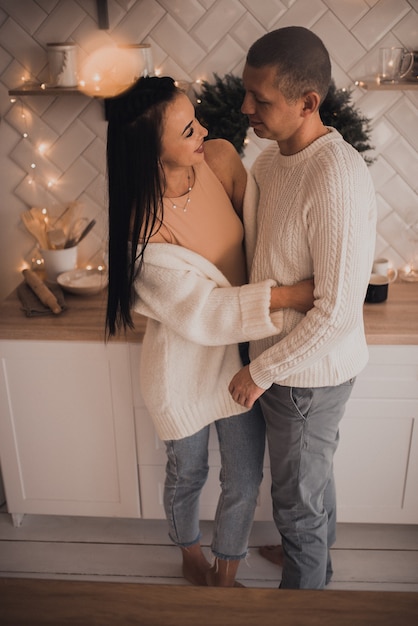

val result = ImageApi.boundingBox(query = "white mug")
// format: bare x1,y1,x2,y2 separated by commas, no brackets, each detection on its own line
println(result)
47,42,78,87
372,257,397,282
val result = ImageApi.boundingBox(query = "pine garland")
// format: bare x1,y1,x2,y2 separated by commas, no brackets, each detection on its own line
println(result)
195,74,374,163
195,73,249,155
319,79,374,164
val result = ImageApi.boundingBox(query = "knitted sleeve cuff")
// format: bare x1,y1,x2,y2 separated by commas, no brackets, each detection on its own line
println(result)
239,279,283,339
249,358,275,390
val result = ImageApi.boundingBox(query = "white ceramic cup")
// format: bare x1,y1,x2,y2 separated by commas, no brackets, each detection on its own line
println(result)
41,246,78,282
47,42,78,87
372,257,397,282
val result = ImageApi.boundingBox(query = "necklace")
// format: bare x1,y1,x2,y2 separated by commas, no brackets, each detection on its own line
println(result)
165,169,192,212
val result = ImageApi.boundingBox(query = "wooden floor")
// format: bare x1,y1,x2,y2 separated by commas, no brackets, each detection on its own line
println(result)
2,579,418,626
0,506,417,592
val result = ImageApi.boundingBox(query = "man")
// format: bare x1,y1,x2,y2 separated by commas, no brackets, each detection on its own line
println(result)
229,26,376,589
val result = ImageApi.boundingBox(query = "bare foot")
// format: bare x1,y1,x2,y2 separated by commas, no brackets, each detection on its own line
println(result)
206,567,245,587
258,544,284,567
181,545,211,586
183,561,210,586
205,558,245,587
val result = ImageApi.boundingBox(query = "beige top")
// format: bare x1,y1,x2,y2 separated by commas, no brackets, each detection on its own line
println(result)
150,159,247,286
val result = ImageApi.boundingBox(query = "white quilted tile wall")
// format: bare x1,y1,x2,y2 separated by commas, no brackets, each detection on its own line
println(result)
0,0,417,300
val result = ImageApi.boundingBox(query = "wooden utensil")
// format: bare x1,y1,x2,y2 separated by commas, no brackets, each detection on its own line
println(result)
47,228,67,249
21,211,49,249
53,202,83,239
65,218,96,248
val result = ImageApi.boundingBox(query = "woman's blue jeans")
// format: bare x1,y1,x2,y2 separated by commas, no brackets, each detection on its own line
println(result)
260,379,355,588
163,403,265,560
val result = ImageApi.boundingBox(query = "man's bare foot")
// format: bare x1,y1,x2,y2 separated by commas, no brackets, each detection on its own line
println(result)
258,544,284,567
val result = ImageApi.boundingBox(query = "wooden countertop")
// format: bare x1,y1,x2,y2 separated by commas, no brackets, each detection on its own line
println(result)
0,279,417,344
0,285,147,343
1,579,417,626
363,279,418,344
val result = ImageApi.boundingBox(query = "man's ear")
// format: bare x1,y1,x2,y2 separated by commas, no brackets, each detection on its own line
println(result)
301,91,321,116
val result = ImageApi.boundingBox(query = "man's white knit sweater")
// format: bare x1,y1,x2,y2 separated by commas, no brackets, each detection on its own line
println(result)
246,127,377,390
134,243,282,440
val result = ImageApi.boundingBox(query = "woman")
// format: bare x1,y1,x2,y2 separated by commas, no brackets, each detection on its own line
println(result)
105,76,313,587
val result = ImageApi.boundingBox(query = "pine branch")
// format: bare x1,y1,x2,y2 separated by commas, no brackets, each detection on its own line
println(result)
319,80,374,161
195,73,249,155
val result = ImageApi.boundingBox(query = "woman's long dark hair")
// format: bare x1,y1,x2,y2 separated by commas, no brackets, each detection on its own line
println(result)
105,76,180,337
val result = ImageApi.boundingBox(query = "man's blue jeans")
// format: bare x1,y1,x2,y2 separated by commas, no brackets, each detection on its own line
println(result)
163,403,265,560
260,379,355,588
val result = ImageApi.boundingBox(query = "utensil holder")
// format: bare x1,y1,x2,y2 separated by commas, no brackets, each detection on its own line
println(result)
41,246,78,282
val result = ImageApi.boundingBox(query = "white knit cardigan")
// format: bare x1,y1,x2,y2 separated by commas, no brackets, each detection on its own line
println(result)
133,177,282,440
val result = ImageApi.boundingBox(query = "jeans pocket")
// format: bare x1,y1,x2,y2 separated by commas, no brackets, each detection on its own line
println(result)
290,387,314,419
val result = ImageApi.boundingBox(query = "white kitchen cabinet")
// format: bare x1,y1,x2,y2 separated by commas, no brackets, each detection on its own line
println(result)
0,340,140,524
1,337,417,526
131,344,418,525
334,345,418,524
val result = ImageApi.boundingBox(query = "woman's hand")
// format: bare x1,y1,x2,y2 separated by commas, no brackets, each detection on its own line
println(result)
270,279,314,314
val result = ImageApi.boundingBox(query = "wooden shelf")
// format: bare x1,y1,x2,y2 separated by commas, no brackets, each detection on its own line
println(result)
8,84,85,96
355,78,418,90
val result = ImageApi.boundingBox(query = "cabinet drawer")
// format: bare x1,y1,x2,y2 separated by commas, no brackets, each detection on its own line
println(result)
351,346,418,399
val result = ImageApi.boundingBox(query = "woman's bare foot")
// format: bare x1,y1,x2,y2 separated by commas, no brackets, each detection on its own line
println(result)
181,544,211,586
258,544,284,567
206,557,245,587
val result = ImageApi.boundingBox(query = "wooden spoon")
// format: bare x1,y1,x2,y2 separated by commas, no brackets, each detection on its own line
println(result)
21,211,49,249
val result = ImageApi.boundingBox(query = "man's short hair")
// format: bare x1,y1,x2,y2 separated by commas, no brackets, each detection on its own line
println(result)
246,26,331,104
